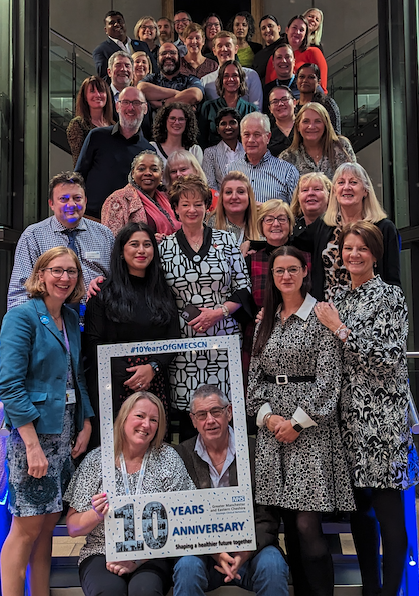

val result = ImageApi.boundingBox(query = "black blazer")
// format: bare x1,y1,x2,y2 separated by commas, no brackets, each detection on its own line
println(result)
93,38,158,84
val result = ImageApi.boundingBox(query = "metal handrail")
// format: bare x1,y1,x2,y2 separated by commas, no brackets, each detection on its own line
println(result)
50,28,93,58
325,24,378,62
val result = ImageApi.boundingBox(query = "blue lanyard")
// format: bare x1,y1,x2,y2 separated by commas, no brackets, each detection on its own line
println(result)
119,451,149,495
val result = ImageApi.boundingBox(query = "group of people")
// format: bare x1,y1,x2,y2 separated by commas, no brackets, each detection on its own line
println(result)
0,6,418,596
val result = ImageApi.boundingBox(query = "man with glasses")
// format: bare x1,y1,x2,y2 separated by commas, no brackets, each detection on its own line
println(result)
227,112,299,204
201,31,263,109
173,11,192,57
174,384,289,596
262,44,299,112
75,87,154,220
93,10,156,83
138,42,204,110
7,172,113,312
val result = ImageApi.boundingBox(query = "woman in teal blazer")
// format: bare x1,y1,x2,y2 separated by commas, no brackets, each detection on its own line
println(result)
0,246,94,596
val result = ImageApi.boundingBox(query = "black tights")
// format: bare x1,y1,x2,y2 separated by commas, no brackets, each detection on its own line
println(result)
282,509,334,596
350,487,407,596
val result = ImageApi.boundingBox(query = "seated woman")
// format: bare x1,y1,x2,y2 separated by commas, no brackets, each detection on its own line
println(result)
199,60,257,148
84,222,180,447
242,200,295,384
179,23,218,79
0,247,93,595
302,8,324,52
67,75,114,167
65,391,195,596
202,108,244,192
247,245,354,596
227,11,262,68
134,16,160,62
267,85,296,158
279,103,356,180
293,162,401,301
316,221,419,596
164,149,219,211
295,64,341,133
132,51,152,86
206,171,259,246
290,172,331,233
101,150,180,240
151,102,203,166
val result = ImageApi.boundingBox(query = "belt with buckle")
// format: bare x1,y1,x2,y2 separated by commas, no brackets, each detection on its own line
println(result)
265,374,316,385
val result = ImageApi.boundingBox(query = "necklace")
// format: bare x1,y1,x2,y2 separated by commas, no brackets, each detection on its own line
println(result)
51,312,62,323
212,457,226,467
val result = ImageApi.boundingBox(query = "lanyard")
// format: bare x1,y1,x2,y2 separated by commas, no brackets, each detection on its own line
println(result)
119,451,149,496
62,320,70,353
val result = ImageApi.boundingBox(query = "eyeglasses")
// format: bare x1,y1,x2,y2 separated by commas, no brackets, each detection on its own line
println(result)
174,18,190,24
263,215,288,225
43,267,80,279
272,266,302,277
207,23,221,29
168,116,186,123
269,97,292,106
118,100,146,107
140,25,156,31
159,50,178,57
190,406,228,421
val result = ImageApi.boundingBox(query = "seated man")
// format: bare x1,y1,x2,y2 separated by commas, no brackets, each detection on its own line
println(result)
138,42,203,111
174,384,289,596
227,112,299,204
201,31,263,109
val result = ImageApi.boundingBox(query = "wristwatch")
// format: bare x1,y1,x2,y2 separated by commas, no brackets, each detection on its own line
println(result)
149,361,160,375
335,325,350,341
291,418,303,433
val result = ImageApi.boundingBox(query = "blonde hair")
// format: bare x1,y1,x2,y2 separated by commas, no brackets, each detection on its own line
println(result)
25,246,85,303
134,16,160,44
132,51,153,80
114,392,166,457
290,103,353,168
257,199,294,237
302,8,324,47
164,149,207,188
211,172,259,240
290,172,331,218
323,162,387,226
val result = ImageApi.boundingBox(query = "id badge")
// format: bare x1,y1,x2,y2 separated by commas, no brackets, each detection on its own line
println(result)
66,388,76,405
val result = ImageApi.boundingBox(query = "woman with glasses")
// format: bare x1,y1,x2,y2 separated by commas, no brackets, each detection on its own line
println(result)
199,60,258,148
295,64,341,134
201,14,222,60
247,245,354,596
180,23,218,79
134,16,160,62
0,247,93,596
267,86,296,157
150,102,203,167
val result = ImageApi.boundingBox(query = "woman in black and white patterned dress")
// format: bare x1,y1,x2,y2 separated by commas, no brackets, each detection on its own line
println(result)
159,175,252,441
316,221,419,596
247,245,354,596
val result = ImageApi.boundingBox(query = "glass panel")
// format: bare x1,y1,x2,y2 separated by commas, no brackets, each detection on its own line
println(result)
0,0,12,227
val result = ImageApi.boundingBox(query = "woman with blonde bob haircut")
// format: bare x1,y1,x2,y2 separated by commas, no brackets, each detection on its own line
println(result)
292,162,401,301
132,51,153,86
290,172,331,230
134,16,160,61
280,103,356,180
207,171,259,245
65,390,194,596
0,246,93,596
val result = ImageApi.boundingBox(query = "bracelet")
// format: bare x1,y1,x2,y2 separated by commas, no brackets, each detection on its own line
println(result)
263,412,273,428
334,323,345,336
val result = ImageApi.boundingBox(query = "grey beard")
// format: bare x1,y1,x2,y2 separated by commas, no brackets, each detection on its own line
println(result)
120,114,144,131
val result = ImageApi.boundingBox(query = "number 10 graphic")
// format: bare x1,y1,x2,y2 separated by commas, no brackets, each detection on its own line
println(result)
114,502,169,552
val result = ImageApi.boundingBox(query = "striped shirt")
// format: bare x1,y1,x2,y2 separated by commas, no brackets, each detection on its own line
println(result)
226,150,299,204
7,216,114,310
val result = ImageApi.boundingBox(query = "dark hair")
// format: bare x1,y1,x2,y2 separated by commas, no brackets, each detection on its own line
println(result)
338,221,384,263
259,14,279,27
296,62,320,79
153,102,199,148
273,42,294,57
174,9,192,18
98,222,177,324
216,60,247,98
286,15,309,52
268,84,293,102
215,107,242,128
227,11,256,41
75,76,114,126
169,175,213,211
253,246,310,355
49,171,86,202
202,13,223,31
104,10,124,23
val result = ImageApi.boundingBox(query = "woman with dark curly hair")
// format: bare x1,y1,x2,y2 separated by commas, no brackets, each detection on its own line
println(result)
150,102,203,166
199,60,258,147
227,11,262,67
66,75,114,166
